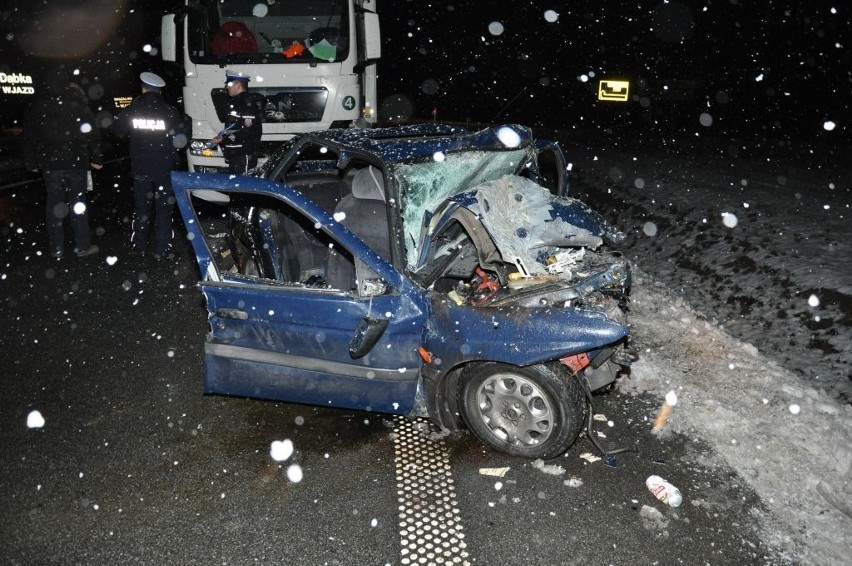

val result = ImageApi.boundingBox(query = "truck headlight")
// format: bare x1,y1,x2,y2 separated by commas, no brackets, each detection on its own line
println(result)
189,139,221,157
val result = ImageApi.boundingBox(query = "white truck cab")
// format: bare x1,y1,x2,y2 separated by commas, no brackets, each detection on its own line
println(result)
161,0,380,172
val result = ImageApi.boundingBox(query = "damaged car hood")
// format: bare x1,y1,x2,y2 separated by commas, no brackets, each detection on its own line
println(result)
414,174,631,318
417,175,625,274
445,176,623,276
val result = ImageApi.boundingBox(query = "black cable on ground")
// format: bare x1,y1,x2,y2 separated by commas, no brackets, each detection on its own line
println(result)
580,375,636,457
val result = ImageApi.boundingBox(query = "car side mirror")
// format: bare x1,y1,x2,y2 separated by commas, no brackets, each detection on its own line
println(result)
358,277,387,297
349,316,389,359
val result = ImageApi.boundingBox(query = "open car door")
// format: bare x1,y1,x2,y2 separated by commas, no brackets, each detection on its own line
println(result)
171,171,427,415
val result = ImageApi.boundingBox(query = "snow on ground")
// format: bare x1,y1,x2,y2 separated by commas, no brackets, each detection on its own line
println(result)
564,132,852,564
626,268,851,565
567,133,851,401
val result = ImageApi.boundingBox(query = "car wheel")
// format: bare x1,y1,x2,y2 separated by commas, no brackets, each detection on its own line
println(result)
459,362,587,459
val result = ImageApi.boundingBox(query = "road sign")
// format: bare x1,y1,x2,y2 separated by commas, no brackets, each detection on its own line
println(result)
598,80,630,102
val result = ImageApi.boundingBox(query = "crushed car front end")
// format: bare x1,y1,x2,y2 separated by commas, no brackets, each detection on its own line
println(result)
389,132,633,458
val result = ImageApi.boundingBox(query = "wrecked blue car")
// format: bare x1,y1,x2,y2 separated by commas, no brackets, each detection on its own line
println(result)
172,124,632,459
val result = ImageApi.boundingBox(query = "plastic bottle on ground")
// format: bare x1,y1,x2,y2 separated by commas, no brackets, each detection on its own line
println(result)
646,475,683,507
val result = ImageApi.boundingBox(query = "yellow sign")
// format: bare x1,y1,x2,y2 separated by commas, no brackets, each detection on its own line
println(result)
114,96,134,109
598,80,630,102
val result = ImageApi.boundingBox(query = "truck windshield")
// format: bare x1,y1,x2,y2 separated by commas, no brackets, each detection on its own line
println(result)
186,0,351,64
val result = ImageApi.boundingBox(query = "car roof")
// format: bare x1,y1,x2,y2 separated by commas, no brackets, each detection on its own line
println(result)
286,123,535,164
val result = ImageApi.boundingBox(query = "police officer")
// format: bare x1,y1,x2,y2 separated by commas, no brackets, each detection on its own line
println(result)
22,66,103,259
111,72,191,260
213,70,262,174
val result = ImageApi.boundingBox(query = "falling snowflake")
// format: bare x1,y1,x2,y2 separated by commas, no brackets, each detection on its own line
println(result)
270,439,294,462
287,464,303,483
488,22,505,36
497,126,521,148
27,410,45,428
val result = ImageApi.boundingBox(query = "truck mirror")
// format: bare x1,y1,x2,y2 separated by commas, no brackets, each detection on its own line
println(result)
161,14,177,62
361,11,381,62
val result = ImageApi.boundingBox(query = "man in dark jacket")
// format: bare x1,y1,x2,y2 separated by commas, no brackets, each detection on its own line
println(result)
22,66,103,259
212,70,262,174
111,72,191,260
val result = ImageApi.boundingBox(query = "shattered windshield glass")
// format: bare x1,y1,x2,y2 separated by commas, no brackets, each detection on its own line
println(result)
394,149,529,266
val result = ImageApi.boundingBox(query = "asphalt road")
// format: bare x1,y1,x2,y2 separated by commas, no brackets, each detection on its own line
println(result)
1,162,780,565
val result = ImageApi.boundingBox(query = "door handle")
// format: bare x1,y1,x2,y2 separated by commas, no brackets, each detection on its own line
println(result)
215,308,249,320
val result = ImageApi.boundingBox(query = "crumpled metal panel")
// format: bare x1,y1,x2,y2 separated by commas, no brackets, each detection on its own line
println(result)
424,295,628,369
458,176,604,276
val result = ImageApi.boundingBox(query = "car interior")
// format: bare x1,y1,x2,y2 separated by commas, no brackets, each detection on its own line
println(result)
190,161,391,293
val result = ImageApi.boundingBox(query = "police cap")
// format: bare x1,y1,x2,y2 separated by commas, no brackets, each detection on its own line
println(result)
225,70,251,85
140,72,166,90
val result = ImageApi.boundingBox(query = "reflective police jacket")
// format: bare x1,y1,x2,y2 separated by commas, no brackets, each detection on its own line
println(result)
110,91,191,178
218,90,262,160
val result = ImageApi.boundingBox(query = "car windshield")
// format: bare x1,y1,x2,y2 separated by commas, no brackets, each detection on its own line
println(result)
394,148,529,267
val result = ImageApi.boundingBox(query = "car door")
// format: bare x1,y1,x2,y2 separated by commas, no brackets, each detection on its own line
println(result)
171,171,428,416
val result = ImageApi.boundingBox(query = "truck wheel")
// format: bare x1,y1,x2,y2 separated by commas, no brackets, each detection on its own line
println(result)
459,362,587,459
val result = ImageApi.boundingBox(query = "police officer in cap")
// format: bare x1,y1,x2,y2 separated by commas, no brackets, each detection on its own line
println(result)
111,72,192,260
213,70,262,174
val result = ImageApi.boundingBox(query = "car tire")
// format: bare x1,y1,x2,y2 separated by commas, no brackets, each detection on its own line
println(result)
459,362,587,459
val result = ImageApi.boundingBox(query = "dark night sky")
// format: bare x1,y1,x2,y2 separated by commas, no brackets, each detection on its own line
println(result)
1,0,850,142
1,0,175,129
378,1,851,141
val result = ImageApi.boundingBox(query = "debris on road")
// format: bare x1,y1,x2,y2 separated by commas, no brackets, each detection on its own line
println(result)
479,467,511,478
652,390,678,433
647,475,683,507
531,459,566,476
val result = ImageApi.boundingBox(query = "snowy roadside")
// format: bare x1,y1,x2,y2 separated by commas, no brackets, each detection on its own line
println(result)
622,267,852,565
561,132,852,558
563,133,851,403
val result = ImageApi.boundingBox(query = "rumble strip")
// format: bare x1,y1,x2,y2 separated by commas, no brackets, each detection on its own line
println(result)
392,416,471,565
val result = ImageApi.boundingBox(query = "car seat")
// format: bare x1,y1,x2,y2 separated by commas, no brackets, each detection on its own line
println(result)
325,166,390,291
